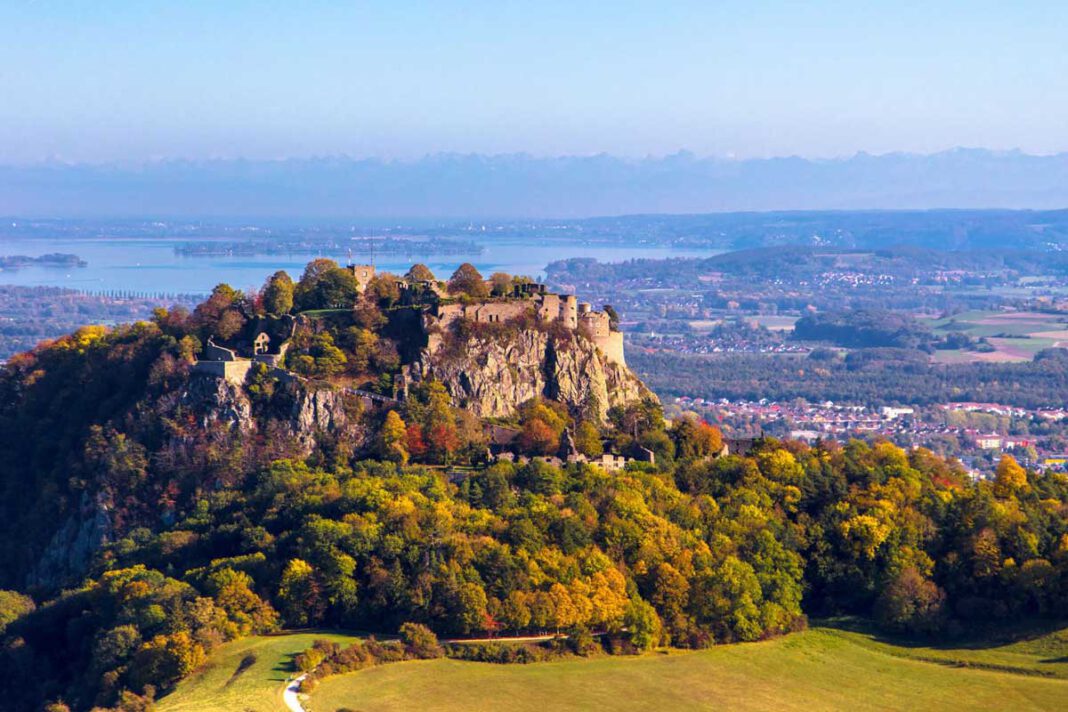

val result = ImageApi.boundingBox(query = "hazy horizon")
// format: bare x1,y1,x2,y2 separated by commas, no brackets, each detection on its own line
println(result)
3,2,1067,164
3,148,1068,219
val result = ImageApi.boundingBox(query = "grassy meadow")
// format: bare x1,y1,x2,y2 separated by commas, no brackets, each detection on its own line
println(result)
158,623,1068,712
157,632,360,712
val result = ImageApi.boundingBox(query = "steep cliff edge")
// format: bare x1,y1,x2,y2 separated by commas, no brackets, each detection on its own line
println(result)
411,327,654,420
19,374,370,591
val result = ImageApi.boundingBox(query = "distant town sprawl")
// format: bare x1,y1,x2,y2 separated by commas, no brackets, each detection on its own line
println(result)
669,396,1068,477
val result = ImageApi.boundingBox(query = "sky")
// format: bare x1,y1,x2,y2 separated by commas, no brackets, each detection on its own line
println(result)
1,1,1066,164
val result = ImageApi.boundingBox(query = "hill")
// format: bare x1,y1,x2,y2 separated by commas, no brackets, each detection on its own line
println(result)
157,625,1068,712
2,259,1068,711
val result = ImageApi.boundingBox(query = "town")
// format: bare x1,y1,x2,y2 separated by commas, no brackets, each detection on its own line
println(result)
670,395,1068,476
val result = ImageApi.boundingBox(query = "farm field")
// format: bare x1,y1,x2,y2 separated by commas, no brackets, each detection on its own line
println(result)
925,310,1068,363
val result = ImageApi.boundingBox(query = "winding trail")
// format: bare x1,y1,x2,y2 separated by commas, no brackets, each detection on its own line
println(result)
280,633,577,711
283,673,307,712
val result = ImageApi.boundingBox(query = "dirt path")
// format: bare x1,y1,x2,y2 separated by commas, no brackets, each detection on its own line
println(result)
283,674,307,712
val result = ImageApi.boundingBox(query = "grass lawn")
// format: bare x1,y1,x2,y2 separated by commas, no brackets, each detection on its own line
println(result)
157,632,359,712
308,626,1068,712
831,621,1068,679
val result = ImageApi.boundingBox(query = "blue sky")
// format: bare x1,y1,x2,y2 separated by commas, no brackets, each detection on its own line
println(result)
2,1,1066,163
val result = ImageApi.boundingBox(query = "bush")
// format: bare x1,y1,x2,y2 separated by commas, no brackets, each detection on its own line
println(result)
400,622,443,659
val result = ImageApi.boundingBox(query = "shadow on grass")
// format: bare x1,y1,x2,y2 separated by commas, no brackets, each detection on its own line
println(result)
821,615,1068,652
817,616,1068,677
224,653,258,687
264,628,373,680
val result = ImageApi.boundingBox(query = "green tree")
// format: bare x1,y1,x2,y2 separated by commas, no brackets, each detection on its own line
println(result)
574,420,604,458
204,568,279,635
624,599,661,651
0,589,34,633
262,270,295,315
277,559,327,627
128,631,205,692
366,273,402,306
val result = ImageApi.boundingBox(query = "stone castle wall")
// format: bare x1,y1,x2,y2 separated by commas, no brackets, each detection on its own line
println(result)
193,359,255,386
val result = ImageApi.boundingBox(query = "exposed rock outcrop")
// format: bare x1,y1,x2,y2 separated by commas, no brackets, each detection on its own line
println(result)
181,373,367,453
411,328,653,420
27,491,112,590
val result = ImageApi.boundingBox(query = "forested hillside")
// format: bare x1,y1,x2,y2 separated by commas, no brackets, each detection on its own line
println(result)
1,262,1067,711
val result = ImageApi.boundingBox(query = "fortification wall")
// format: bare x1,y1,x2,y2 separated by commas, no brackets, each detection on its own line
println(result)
580,311,611,339
193,360,255,386
470,301,530,323
594,330,626,367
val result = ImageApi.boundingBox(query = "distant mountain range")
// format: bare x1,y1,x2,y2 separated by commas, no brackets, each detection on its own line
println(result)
3,148,1068,218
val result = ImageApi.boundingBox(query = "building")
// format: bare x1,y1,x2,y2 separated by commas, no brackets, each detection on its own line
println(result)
421,283,626,366
193,315,297,385
349,264,376,293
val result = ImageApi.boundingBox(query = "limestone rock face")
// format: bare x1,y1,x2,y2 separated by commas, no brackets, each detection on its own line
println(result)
414,329,653,420
182,373,366,454
182,373,255,431
28,491,112,590
283,383,366,451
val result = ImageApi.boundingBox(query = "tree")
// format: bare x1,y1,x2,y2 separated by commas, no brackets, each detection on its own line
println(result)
875,567,945,634
294,259,359,310
399,622,443,658
673,415,723,459
128,631,205,692
262,271,295,315
624,599,661,651
277,559,326,627
377,411,410,464
205,568,279,635
603,304,620,330
518,399,569,455
500,590,532,631
650,562,690,622
994,454,1028,497
405,264,436,282
314,268,360,309
574,421,604,458
456,582,489,634
192,283,243,339
489,272,514,296
0,589,34,633
547,582,579,631
366,273,402,306
447,263,488,298
520,418,559,456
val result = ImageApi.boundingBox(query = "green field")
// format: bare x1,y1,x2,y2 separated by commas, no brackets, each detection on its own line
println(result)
924,310,1068,363
157,632,360,712
159,624,1068,712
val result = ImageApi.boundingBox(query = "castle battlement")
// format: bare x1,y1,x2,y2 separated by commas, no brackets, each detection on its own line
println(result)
420,284,625,366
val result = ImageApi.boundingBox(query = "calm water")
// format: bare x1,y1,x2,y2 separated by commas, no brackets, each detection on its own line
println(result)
0,235,720,295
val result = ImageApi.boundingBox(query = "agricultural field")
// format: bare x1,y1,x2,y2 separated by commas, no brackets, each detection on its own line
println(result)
158,624,1068,712
925,310,1068,363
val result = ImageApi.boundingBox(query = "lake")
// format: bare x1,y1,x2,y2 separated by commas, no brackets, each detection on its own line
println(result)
0,234,720,295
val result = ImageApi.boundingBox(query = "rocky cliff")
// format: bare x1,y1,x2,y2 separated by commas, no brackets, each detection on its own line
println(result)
410,328,654,420
23,375,369,591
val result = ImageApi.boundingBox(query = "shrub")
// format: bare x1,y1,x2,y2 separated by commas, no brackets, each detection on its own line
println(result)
400,622,443,659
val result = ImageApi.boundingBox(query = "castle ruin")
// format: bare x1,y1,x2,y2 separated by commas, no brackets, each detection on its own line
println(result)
419,281,626,366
